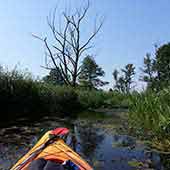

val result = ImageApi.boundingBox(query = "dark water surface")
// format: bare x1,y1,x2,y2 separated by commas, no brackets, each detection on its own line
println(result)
0,111,165,170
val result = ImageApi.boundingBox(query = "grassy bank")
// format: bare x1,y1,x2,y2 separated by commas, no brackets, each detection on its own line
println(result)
77,89,129,109
0,68,80,122
0,68,129,124
128,88,170,153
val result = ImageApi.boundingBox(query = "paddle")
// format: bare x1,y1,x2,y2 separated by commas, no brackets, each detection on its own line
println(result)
13,127,69,170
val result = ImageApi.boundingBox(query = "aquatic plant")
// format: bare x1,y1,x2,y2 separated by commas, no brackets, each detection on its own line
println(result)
128,88,170,152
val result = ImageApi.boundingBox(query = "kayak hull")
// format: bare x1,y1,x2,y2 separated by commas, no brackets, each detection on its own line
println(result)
11,130,92,170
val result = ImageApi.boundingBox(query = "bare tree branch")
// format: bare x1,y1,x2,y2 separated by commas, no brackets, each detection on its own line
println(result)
79,21,103,51
44,38,58,69
79,45,94,56
77,0,89,25
40,65,53,70
34,1,103,87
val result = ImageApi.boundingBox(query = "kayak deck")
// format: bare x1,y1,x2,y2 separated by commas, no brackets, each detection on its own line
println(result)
11,130,92,170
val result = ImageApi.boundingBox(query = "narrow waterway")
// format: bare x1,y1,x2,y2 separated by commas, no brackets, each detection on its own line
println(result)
0,110,165,170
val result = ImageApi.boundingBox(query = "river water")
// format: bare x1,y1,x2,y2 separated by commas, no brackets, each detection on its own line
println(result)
0,110,166,170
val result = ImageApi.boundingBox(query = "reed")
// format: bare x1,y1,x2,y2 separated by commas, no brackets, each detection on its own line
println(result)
128,89,170,138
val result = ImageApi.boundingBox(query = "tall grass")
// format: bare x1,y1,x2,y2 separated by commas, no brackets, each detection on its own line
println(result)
38,84,79,116
104,91,129,108
0,67,80,121
0,66,130,124
76,89,108,109
76,89,129,109
128,89,170,138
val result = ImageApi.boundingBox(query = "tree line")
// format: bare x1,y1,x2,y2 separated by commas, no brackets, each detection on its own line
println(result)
34,1,170,92
43,42,170,93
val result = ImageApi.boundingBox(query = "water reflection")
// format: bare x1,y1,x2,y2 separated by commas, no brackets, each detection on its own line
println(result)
0,115,165,170
75,124,104,159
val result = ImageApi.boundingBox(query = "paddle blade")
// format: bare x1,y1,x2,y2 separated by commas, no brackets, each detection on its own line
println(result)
51,127,69,136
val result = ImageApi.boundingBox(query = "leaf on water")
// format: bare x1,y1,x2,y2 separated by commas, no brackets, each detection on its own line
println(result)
128,159,144,168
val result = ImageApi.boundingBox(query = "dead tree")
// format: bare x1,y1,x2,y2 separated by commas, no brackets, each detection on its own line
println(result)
33,1,103,87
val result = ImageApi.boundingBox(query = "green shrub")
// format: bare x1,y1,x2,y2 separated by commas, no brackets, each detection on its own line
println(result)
76,89,107,109
0,68,41,119
0,68,80,121
0,66,131,124
104,91,129,108
38,84,80,116
76,89,129,109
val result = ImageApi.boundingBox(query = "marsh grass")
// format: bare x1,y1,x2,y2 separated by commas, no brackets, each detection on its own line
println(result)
77,89,129,109
0,68,80,122
0,67,130,124
128,88,170,152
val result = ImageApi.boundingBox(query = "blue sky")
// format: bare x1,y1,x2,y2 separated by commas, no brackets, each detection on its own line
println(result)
0,0,170,89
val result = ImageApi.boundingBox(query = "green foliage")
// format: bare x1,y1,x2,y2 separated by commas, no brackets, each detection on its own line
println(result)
141,43,170,90
77,89,108,109
0,67,80,122
38,83,79,115
77,89,129,109
79,56,108,89
155,43,170,88
0,68,40,118
140,53,155,89
104,91,129,108
43,68,64,85
113,64,135,93
128,88,170,138
0,66,130,124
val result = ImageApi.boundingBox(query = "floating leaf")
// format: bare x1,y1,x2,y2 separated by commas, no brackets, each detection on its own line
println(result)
128,159,144,168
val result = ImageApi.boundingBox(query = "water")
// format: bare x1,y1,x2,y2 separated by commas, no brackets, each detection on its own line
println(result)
0,111,165,170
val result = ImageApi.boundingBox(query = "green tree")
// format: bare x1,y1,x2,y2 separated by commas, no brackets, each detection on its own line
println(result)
43,67,64,85
117,76,126,93
141,43,170,90
140,53,155,89
155,43,170,88
79,56,108,89
113,69,119,89
113,69,125,93
121,64,135,93
113,64,135,93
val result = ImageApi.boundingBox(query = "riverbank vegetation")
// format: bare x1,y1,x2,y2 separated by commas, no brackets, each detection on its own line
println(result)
128,43,170,154
129,89,170,151
0,0,170,157
0,67,79,122
1,44,170,156
0,66,129,124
